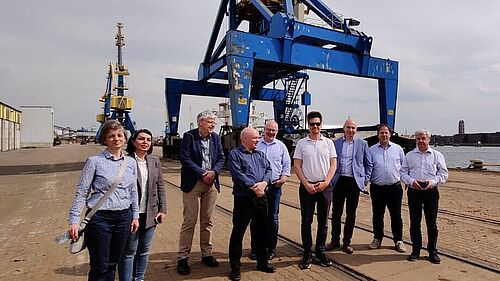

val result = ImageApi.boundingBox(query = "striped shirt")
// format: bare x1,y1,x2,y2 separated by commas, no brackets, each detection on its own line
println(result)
68,149,139,225
257,138,291,182
400,148,448,188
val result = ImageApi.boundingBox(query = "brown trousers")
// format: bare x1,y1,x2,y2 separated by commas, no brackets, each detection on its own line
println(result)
177,180,218,259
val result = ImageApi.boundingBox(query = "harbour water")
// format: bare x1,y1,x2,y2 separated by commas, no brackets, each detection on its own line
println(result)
434,146,500,171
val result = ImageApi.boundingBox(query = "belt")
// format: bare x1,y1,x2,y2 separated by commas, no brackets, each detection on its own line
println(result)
372,181,401,187
307,180,324,184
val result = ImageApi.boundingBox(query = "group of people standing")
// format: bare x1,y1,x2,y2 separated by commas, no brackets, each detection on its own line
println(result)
66,108,448,281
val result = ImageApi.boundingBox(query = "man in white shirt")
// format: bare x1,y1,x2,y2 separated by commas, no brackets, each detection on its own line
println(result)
294,111,337,269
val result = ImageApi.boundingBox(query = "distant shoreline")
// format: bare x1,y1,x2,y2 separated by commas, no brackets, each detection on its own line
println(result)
434,144,500,147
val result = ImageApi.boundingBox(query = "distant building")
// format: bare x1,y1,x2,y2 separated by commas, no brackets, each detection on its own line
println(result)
453,132,500,146
20,106,54,148
0,102,21,152
458,120,465,134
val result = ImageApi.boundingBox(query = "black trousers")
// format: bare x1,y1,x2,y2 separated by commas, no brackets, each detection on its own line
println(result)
250,184,281,254
299,183,331,254
370,182,403,242
331,176,360,246
229,196,268,269
407,187,439,254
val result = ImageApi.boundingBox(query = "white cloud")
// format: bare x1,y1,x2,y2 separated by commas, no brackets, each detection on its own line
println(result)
1,0,499,136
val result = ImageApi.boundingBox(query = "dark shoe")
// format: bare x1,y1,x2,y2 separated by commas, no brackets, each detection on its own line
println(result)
229,268,241,281
257,263,276,273
429,252,441,264
298,253,312,270
267,251,276,260
176,258,190,275
325,241,341,251
341,245,354,254
407,252,420,261
202,256,219,267
248,249,257,260
314,253,333,267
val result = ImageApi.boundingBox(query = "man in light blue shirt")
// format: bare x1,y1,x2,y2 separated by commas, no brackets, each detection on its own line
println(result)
249,120,291,260
401,129,448,264
368,124,406,253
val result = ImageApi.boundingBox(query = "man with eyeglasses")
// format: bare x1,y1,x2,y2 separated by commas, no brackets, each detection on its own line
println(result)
293,111,337,269
176,110,225,275
248,120,291,261
326,118,372,254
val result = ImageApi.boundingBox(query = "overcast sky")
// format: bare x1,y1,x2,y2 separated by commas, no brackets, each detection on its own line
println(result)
1,0,499,136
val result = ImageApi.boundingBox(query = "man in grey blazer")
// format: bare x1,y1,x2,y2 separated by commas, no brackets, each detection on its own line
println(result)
326,118,372,254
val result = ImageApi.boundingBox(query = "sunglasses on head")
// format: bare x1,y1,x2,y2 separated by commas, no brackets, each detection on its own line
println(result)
309,122,321,127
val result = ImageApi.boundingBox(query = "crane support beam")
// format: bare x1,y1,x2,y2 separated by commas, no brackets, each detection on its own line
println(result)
226,30,397,80
165,0,399,136
165,78,285,134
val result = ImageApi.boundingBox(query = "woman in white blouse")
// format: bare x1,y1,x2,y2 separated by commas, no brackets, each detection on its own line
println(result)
118,129,166,281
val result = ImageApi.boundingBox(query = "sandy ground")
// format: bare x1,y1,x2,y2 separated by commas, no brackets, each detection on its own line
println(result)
0,144,498,280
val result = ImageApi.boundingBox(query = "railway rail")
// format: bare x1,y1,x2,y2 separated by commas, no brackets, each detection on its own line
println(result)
163,178,373,281
160,159,500,274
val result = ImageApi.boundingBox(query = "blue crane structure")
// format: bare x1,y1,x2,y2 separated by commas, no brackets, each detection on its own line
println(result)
164,0,398,141
96,22,137,140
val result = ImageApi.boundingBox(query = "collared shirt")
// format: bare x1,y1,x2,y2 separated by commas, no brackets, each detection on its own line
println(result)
68,149,139,225
228,146,272,197
340,137,354,177
257,138,291,182
369,141,405,185
135,154,149,213
199,131,212,170
400,147,448,187
293,135,337,182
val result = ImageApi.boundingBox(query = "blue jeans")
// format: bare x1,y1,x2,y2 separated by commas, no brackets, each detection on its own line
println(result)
119,214,156,281
85,208,132,281
250,184,282,253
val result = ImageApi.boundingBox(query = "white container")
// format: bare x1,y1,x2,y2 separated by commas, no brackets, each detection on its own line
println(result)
20,106,54,148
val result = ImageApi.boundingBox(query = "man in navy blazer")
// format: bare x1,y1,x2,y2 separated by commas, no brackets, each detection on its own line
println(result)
176,110,225,275
326,118,372,254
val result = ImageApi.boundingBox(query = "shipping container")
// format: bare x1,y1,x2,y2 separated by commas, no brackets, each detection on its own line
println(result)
20,106,54,148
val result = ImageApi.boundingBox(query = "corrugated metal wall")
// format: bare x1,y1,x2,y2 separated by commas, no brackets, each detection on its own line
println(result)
0,102,21,152
20,106,54,148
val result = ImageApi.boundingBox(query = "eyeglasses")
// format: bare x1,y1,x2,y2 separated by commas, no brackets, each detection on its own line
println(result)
308,122,321,127
203,119,217,125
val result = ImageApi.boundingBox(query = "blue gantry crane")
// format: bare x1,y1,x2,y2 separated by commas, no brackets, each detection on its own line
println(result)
164,0,399,153
96,22,137,139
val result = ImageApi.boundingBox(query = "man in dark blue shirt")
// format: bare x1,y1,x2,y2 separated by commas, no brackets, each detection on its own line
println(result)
227,127,275,281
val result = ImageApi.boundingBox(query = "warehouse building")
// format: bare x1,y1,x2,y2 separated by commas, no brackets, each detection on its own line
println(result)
0,102,21,152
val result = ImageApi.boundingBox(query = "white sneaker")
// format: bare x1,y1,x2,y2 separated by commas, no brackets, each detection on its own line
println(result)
368,238,381,249
395,241,406,253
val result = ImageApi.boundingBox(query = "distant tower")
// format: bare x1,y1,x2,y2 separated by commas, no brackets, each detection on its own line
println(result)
458,120,465,134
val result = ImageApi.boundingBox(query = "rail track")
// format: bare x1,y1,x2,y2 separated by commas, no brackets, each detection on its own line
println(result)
285,177,500,226
217,181,500,274
164,179,374,281
160,159,500,274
